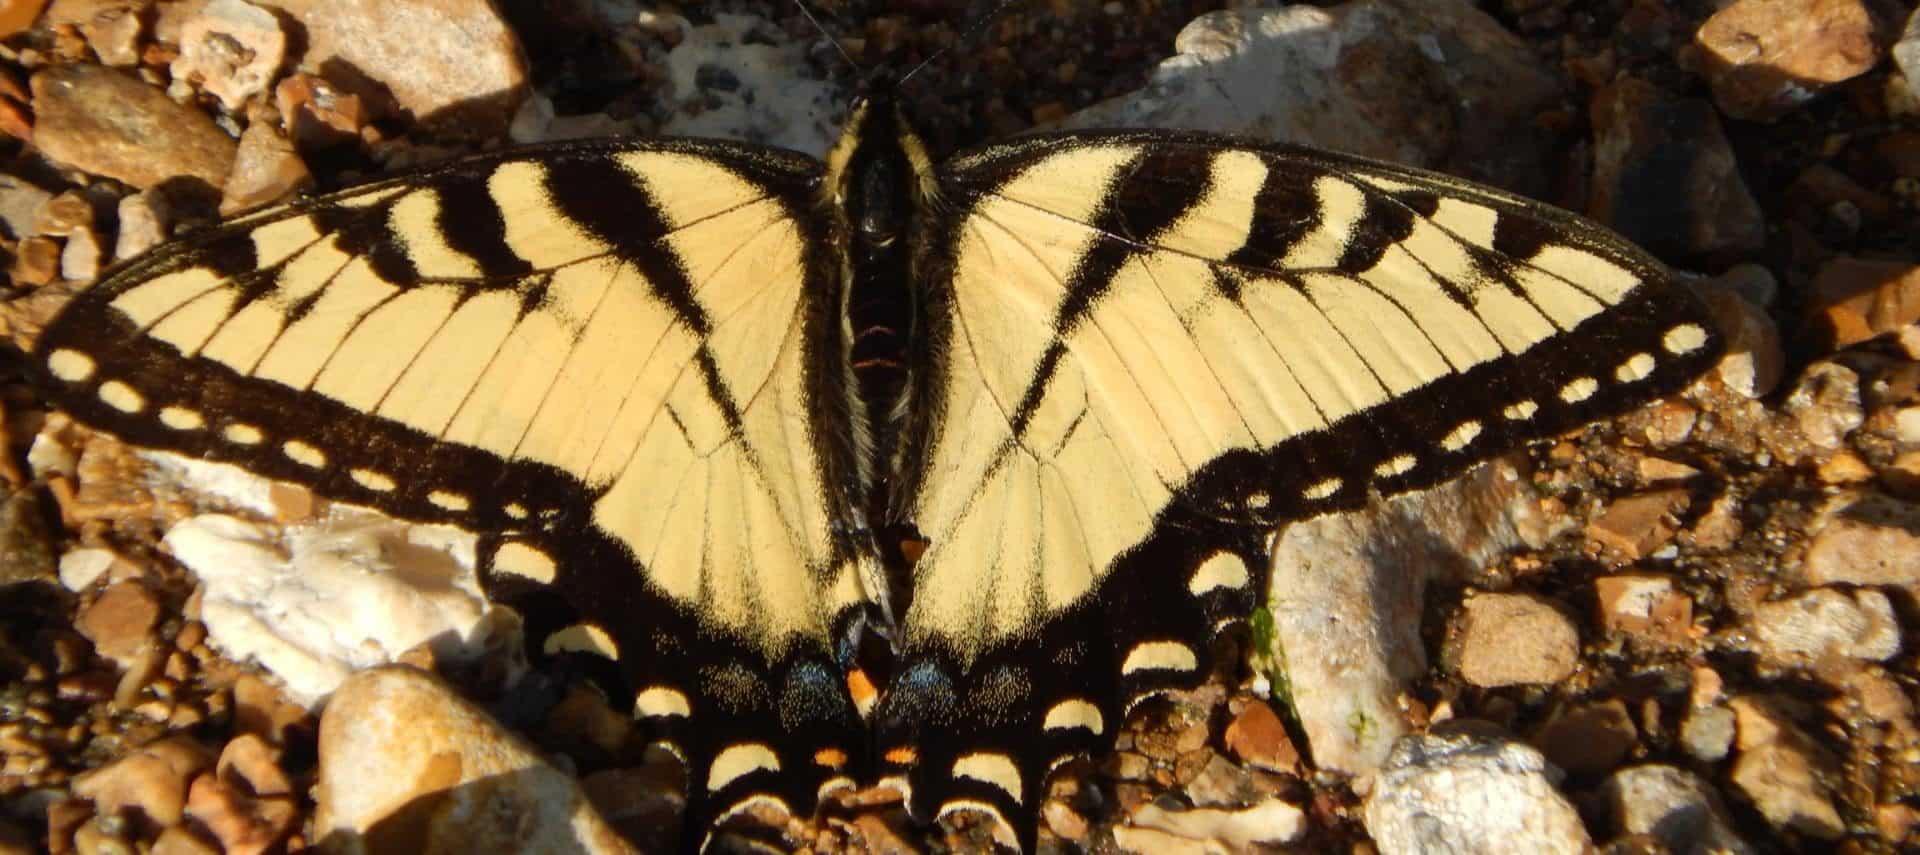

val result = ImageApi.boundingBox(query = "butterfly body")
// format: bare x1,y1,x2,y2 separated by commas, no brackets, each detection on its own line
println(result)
35,62,1721,851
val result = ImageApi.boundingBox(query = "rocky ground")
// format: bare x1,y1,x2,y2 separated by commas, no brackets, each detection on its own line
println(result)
0,0,1915,852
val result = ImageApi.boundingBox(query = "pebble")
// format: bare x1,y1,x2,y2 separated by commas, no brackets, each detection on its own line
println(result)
171,0,286,112
112,190,169,261
73,579,160,668
1601,765,1755,855
69,735,213,827
1124,798,1306,850
45,0,145,67
1595,574,1693,648
1785,361,1864,451
185,770,296,855
1449,592,1579,687
1365,724,1591,855
1588,77,1764,259
314,666,638,854
215,733,290,797
1807,257,1920,352
1750,586,1901,663
12,235,62,285
1530,700,1637,777
257,0,528,137
274,74,367,151
219,120,311,215
0,489,55,587
0,0,47,37
1586,488,1690,561
1697,284,1784,398
1802,491,1920,587
1680,705,1737,763
0,174,51,239
1728,696,1845,839
30,64,237,190
1222,696,1298,774
1694,0,1887,121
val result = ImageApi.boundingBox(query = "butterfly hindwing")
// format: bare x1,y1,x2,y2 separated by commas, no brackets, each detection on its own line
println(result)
875,130,1722,839
33,137,874,833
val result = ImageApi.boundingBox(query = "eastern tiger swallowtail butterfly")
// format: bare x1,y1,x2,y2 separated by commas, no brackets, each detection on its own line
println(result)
31,14,1722,850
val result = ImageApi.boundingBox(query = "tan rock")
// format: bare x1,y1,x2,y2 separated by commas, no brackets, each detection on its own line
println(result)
1750,586,1901,663
1586,488,1690,561
46,0,146,66
274,73,366,150
30,64,236,190
1802,491,1920,588
1223,696,1298,774
1450,593,1579,687
217,733,291,797
186,771,297,855
171,0,286,111
231,672,310,743
74,579,160,667
69,735,215,827
1806,257,1920,352
1727,694,1844,839
1695,0,1889,121
1602,765,1755,855
1594,574,1693,647
220,120,310,215
314,666,638,855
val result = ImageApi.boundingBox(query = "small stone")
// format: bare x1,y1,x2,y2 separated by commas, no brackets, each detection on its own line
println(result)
220,121,311,215
59,228,102,282
1531,700,1638,778
1634,456,1699,483
1698,284,1784,397
0,174,51,240
230,673,309,744
11,235,61,285
1750,586,1900,663
1785,361,1863,451
1588,77,1764,258
171,0,287,112
1450,593,1579,688
1803,491,1920,587
274,74,367,150
1594,575,1693,647
112,190,170,261
578,764,683,852
46,0,146,67
185,771,296,855
0,490,55,587
1728,696,1845,838
31,64,236,190
74,579,160,667
1680,705,1736,762
0,0,49,37
1817,449,1875,484
69,735,214,827
1806,257,1920,352
1128,798,1307,849
1601,765,1755,855
1366,725,1591,855
1636,400,1699,447
216,733,291,797
1183,753,1259,808
314,666,637,854
1223,697,1298,774
1042,800,1088,842
1587,489,1690,560
1694,0,1887,121
56,547,126,592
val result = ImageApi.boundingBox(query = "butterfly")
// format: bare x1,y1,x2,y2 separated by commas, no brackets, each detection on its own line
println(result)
30,6,1722,849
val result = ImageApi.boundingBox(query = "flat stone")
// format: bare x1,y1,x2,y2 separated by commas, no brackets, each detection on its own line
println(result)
1449,592,1579,687
314,666,638,855
1803,491,1920,588
171,0,287,112
1750,586,1900,663
1601,765,1755,855
1586,489,1690,561
30,64,236,190
1695,0,1887,121
1530,700,1637,777
74,579,161,667
252,0,528,137
1728,695,1845,838
1595,574,1693,647
1223,696,1298,774
1127,798,1307,850
1366,725,1591,855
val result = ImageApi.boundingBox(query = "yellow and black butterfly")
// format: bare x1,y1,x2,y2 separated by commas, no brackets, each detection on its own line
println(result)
31,9,1722,849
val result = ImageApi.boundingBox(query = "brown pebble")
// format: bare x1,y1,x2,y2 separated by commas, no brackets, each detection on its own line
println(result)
1586,488,1690,561
1223,697,1299,774
75,579,161,667
217,733,292,797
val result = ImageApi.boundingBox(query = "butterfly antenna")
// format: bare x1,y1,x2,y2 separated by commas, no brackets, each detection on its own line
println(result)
791,0,858,74
898,0,1021,88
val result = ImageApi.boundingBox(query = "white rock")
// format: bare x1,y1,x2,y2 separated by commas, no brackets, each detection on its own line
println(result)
57,546,120,592
1269,457,1551,776
1126,798,1307,850
157,459,502,707
171,0,286,112
657,13,839,157
1750,586,1901,663
1365,726,1592,855
1601,765,1755,855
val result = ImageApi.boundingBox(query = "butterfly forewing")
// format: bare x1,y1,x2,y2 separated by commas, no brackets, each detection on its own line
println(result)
871,130,1722,837
33,137,877,829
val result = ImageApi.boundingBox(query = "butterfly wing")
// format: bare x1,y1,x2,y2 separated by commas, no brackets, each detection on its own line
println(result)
876,130,1722,841
33,138,873,835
